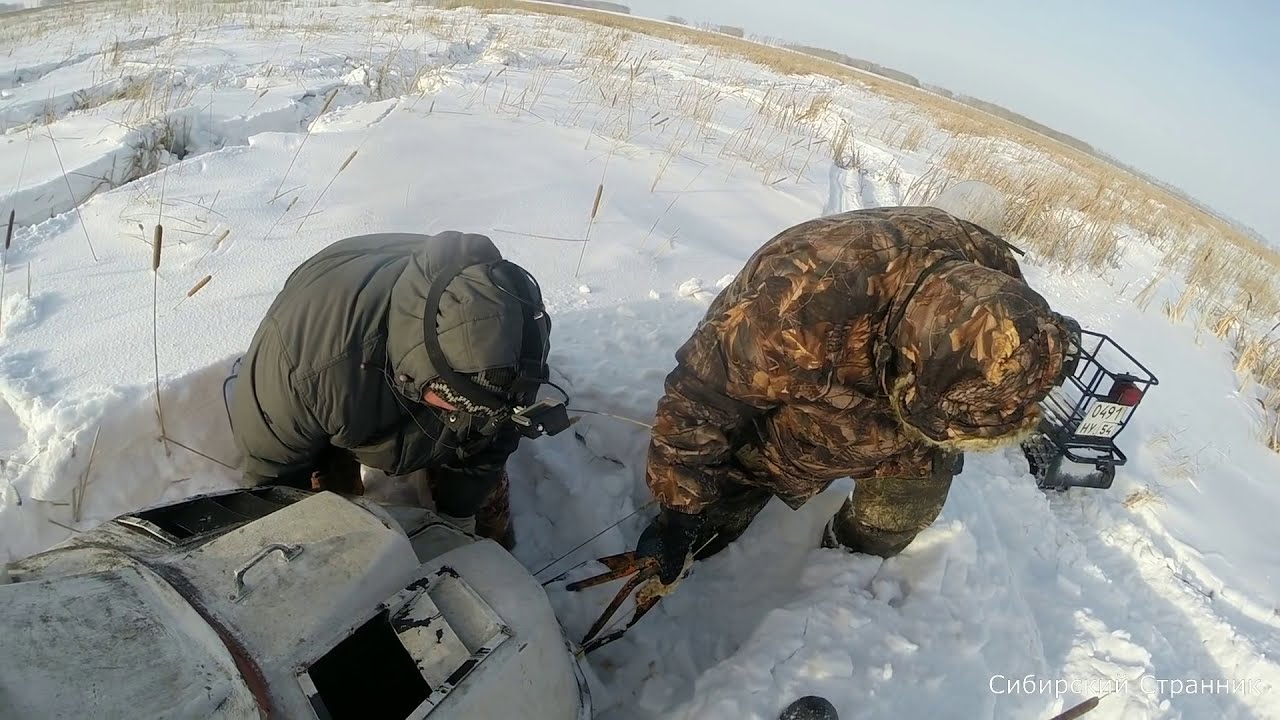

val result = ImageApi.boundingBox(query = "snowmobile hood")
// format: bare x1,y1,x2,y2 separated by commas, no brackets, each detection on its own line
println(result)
0,553,260,718
385,231,548,409
885,260,1071,451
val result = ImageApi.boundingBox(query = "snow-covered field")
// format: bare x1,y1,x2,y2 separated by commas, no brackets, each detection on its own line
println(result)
2,1,1277,718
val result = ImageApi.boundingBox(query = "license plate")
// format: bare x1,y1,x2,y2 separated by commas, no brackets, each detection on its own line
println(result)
1074,401,1130,438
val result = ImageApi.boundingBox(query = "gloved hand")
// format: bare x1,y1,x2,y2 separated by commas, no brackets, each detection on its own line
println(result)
309,468,365,495
635,506,704,585
308,446,365,495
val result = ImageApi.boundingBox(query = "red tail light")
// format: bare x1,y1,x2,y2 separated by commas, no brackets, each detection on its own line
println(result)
1108,377,1144,407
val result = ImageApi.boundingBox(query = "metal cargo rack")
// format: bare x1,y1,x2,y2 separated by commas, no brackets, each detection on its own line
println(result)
1022,327,1160,491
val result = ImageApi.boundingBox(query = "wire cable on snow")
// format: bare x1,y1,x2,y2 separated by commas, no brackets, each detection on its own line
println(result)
568,407,654,429
534,498,656,582
164,437,238,471
530,404,658,580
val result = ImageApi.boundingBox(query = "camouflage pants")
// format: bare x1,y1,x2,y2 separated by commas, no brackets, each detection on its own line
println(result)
417,468,515,551
826,452,960,558
693,453,960,561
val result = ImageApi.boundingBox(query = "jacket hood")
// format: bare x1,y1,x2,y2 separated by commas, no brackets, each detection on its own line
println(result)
884,260,1070,450
385,231,538,406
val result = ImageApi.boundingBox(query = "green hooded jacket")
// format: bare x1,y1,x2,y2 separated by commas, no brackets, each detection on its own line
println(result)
228,231,547,509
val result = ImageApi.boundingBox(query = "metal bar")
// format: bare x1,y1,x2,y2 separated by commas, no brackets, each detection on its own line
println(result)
1082,331,1160,385
116,516,183,545
230,543,303,602
1101,335,1160,385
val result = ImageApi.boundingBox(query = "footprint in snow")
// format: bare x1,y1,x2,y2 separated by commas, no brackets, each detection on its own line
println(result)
0,292,49,337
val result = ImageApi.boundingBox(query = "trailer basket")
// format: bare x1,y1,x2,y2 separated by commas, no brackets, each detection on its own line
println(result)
1023,328,1159,490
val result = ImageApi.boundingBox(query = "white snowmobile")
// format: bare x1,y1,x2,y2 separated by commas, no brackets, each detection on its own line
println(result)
0,485,594,719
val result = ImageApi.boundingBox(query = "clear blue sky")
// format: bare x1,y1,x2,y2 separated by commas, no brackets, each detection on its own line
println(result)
625,0,1279,243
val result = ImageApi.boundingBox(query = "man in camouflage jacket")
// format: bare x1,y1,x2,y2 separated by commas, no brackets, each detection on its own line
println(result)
632,205,1077,583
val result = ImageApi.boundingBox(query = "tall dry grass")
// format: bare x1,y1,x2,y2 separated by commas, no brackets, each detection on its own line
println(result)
1267,387,1280,452
428,0,1280,448
6,0,1277,451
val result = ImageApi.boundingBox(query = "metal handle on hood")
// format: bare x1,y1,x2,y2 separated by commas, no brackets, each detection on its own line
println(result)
229,542,303,602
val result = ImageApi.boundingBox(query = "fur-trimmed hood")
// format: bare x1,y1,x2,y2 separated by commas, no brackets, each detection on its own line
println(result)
884,260,1071,451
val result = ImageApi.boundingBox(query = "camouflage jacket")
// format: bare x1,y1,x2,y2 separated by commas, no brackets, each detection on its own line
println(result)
645,206,1072,514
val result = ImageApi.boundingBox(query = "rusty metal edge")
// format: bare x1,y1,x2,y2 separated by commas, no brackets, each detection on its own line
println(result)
146,562,277,719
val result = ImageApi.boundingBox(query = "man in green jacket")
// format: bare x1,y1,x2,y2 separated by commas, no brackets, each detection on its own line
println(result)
227,230,567,549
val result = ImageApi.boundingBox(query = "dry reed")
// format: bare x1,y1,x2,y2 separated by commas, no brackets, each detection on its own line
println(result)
186,275,212,297
297,149,360,232
1123,486,1165,511
72,426,101,523
575,181,605,277
45,125,100,262
151,224,169,456
272,88,339,203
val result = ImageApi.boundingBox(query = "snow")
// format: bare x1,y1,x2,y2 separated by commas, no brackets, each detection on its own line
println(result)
2,1,1279,719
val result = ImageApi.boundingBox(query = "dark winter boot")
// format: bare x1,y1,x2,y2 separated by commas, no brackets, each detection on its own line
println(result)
474,468,516,551
779,695,839,720
420,467,517,551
